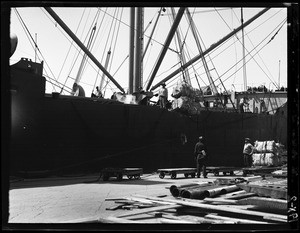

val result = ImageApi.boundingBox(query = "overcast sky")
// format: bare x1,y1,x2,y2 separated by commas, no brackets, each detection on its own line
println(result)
10,6,287,98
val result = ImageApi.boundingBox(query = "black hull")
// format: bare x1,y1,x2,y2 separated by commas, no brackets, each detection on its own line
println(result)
9,59,287,176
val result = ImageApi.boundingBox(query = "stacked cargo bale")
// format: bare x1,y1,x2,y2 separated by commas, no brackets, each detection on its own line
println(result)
252,140,284,166
275,142,287,165
171,82,204,114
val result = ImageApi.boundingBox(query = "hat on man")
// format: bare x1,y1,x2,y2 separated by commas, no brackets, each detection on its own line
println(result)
245,138,251,142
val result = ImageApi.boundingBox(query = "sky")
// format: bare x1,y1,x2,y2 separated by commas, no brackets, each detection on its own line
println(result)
9,6,287,99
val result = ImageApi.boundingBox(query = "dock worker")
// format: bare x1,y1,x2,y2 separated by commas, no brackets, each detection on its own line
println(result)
95,86,103,98
243,138,254,167
158,83,168,109
72,83,85,97
194,136,208,178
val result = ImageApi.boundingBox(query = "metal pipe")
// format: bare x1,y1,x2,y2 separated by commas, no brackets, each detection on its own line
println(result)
181,189,206,199
204,185,240,198
170,183,205,197
181,184,218,199
146,7,186,91
150,7,270,91
44,7,125,93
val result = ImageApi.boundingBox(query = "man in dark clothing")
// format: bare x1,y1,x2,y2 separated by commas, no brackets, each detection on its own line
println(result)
194,136,208,178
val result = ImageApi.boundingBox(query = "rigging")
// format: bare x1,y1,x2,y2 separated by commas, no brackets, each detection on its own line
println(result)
14,8,58,92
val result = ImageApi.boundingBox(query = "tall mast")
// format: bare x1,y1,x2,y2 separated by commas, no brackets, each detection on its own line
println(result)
241,8,247,91
75,24,96,85
99,49,111,91
278,60,281,88
128,7,135,94
134,7,144,92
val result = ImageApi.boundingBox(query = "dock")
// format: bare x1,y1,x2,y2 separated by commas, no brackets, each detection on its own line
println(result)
6,168,291,229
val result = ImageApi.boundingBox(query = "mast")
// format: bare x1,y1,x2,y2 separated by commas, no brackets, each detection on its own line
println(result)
75,24,96,85
186,8,218,95
35,33,37,62
241,8,247,91
128,7,135,94
44,7,125,93
171,7,191,85
99,49,111,91
146,7,186,91
278,60,281,88
150,8,270,92
134,7,144,92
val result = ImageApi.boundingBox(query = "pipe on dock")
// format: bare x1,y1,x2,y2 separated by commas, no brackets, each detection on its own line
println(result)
170,183,201,197
181,188,206,200
204,185,240,198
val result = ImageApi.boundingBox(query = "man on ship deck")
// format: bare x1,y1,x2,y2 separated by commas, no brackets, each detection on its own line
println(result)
72,83,85,97
158,83,168,109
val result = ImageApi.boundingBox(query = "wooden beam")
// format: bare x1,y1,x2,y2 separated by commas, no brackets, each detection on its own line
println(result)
113,204,181,218
133,194,287,221
205,214,269,224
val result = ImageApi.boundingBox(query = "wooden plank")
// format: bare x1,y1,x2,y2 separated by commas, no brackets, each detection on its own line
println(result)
236,197,287,210
203,197,237,204
225,192,258,200
133,194,287,221
237,183,287,199
114,204,181,218
221,190,247,197
154,213,226,224
98,216,146,224
159,218,197,224
205,214,269,224
123,196,174,205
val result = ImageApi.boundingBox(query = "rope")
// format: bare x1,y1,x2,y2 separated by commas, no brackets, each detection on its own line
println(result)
14,8,59,92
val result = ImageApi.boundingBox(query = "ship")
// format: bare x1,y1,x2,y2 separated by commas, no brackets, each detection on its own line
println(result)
5,5,289,177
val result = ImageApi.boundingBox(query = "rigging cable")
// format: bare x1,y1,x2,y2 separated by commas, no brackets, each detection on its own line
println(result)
99,8,179,55
104,8,124,96
232,8,285,85
56,8,86,93
219,7,284,90
14,8,58,92
215,18,287,88
92,8,108,90
182,8,209,88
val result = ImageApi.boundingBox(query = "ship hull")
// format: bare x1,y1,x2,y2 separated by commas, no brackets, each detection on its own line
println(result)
9,59,287,176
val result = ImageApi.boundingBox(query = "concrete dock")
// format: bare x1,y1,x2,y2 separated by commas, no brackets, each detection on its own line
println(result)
8,171,218,223
6,170,290,230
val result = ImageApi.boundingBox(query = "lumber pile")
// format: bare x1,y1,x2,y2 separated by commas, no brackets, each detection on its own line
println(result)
98,177,287,224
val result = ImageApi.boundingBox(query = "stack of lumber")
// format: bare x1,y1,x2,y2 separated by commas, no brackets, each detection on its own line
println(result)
96,177,287,224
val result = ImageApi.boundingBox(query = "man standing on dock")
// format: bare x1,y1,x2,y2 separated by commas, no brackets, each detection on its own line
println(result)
194,136,208,178
243,138,254,167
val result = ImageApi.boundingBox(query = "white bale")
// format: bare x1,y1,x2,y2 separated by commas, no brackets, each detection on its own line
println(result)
252,153,279,166
254,140,277,153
